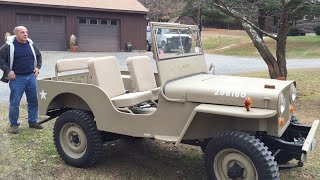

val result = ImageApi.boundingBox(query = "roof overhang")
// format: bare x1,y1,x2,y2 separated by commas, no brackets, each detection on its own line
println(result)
0,0,149,14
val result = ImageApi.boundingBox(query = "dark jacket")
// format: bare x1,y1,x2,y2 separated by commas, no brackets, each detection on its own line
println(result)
0,36,42,83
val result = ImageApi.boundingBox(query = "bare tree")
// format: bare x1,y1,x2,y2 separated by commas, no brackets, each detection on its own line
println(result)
139,0,186,21
206,0,319,79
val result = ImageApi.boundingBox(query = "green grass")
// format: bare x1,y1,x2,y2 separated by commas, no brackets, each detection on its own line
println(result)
203,35,320,58
202,35,250,50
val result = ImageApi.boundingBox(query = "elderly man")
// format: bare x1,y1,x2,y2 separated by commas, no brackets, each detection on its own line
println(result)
0,26,43,134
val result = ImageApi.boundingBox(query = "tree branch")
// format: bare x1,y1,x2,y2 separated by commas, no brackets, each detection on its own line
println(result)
290,2,309,16
290,1,320,16
210,1,278,40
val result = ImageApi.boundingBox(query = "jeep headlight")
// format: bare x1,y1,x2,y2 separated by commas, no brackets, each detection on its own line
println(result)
278,92,286,114
289,84,297,103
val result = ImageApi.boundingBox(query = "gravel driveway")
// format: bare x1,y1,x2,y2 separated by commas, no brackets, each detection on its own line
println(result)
0,51,320,103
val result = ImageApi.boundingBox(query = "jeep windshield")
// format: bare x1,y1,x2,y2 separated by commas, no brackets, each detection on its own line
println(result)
152,24,203,60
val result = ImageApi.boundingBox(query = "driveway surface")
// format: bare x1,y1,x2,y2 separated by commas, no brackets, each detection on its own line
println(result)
0,51,319,103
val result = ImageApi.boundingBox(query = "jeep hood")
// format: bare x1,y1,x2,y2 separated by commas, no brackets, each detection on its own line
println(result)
164,74,294,110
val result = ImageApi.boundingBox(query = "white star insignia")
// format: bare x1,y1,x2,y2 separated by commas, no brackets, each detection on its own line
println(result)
39,89,47,100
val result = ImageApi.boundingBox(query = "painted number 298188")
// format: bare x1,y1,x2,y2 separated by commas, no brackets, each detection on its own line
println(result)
214,89,246,98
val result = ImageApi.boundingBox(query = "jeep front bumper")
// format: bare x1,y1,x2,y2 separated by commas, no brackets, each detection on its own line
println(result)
260,119,319,163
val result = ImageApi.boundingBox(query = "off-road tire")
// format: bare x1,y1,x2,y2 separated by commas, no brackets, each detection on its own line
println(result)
204,131,279,180
53,110,103,168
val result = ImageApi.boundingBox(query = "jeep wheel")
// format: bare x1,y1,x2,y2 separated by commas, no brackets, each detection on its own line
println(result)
204,131,279,180
53,110,103,168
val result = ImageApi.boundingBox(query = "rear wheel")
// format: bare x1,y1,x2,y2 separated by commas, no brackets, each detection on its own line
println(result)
53,110,103,168
204,131,279,180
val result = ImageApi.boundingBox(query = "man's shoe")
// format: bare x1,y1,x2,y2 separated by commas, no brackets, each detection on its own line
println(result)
29,122,43,129
9,126,19,134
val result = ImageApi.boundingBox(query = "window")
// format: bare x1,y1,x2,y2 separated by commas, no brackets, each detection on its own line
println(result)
110,20,118,26
31,15,41,22
42,16,52,24
53,16,63,24
101,19,108,25
79,18,87,24
90,19,98,25
17,14,30,22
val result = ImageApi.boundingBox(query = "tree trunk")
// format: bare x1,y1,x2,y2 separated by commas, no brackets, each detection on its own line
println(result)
241,22,280,79
275,1,290,79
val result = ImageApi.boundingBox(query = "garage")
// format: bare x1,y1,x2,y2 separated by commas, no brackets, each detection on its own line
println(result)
0,0,148,51
16,14,67,51
78,17,120,52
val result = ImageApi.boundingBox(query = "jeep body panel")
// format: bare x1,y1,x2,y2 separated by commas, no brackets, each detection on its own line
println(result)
38,73,281,141
164,74,293,109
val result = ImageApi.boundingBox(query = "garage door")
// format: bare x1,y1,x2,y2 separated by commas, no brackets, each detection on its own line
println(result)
78,18,120,52
16,14,66,51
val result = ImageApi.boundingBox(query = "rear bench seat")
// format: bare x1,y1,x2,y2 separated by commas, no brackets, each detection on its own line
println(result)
55,57,92,80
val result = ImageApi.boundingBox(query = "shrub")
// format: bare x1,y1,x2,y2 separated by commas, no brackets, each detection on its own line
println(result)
287,27,300,36
314,26,320,35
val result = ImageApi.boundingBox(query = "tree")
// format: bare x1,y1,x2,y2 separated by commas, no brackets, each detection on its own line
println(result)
205,0,320,79
138,0,186,21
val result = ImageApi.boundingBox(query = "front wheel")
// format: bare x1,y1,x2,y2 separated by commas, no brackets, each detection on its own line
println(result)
204,131,279,180
53,110,103,168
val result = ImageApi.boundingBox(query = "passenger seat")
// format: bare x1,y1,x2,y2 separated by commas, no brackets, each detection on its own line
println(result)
127,56,160,100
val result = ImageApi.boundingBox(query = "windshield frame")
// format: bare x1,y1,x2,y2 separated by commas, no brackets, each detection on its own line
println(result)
150,22,203,61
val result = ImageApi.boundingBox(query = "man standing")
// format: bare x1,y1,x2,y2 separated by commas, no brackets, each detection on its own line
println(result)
0,26,43,134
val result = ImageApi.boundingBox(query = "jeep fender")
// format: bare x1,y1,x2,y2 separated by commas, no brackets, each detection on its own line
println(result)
175,104,277,145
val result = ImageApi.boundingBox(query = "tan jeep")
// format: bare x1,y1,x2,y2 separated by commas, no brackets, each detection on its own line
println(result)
37,22,319,180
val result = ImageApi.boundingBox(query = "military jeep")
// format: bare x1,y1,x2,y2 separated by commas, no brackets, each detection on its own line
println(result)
37,22,319,180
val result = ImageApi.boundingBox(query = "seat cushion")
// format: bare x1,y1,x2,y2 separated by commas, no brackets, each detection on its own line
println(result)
111,91,153,108
127,56,157,92
56,57,92,73
89,56,126,98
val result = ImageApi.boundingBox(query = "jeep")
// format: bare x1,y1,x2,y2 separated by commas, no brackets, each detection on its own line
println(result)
37,22,318,180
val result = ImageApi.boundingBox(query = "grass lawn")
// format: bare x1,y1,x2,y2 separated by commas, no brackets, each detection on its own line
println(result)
202,29,320,59
0,68,319,179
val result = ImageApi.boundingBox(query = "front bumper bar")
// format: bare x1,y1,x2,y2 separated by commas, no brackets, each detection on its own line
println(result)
260,119,319,162
301,120,319,162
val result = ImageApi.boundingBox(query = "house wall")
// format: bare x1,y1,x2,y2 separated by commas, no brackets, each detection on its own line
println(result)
0,4,147,51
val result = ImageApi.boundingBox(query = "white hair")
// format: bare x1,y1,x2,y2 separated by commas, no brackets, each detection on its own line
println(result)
13,26,27,34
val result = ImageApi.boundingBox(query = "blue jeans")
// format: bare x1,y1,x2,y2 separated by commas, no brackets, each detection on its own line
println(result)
9,73,38,127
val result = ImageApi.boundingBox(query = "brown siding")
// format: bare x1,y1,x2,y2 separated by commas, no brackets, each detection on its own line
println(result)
0,4,147,51
0,5,16,45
